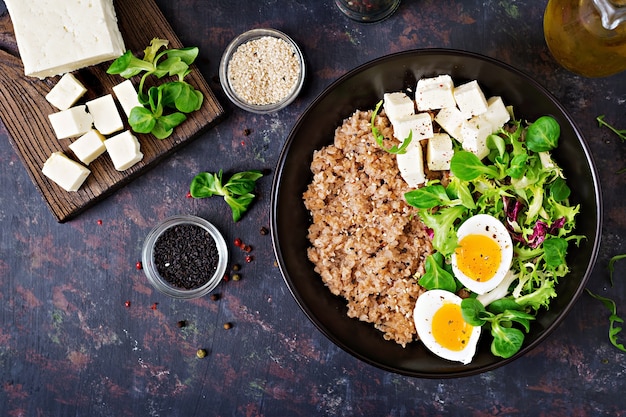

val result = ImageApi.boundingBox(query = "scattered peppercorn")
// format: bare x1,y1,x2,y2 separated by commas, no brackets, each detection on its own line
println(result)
124,300,131,308
232,263,241,272
210,293,220,301
243,244,252,253
151,302,158,310
186,191,192,198
97,219,103,225
135,261,143,270
232,274,241,281
223,273,229,282
177,320,187,328
243,128,251,136
223,322,233,330
245,255,253,263
234,238,243,247
260,227,268,236
196,348,207,358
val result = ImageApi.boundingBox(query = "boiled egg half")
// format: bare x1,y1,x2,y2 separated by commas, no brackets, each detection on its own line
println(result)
451,214,513,295
413,289,481,364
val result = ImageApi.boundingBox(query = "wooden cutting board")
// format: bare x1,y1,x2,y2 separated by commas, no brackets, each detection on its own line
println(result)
0,0,225,222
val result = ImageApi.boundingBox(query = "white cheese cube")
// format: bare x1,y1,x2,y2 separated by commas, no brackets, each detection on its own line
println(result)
393,113,434,142
42,151,90,192
48,105,93,139
454,80,489,118
112,80,142,117
427,133,454,171
460,116,492,160
483,96,511,131
415,75,456,111
69,129,106,165
105,130,144,171
4,0,125,78
434,106,465,140
383,92,415,124
86,94,124,135
45,73,87,111
396,139,425,188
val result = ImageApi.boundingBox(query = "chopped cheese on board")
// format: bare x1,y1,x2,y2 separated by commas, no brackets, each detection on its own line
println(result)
45,73,87,111
86,94,124,135
42,151,90,192
4,0,125,78
69,129,106,165
48,105,93,139
105,130,143,171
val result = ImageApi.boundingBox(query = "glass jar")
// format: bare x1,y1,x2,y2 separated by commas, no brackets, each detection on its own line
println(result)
141,215,228,299
544,0,626,77
335,0,401,23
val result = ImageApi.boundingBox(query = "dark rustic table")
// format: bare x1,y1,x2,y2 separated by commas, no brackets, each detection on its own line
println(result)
1,1,626,416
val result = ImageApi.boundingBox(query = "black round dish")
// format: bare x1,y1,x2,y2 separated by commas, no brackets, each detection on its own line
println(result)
270,49,602,378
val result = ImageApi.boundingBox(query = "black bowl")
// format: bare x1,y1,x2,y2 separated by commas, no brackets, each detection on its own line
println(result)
270,49,602,378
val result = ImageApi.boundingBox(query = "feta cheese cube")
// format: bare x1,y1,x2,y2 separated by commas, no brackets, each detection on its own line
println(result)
434,106,465,140
86,94,124,135
42,151,90,192
415,75,456,111
459,116,492,160
383,92,414,124
4,0,125,78
112,80,142,117
45,73,87,111
396,140,425,188
105,130,144,171
393,113,434,142
48,105,93,139
427,133,454,171
483,96,511,131
69,129,106,165
454,80,489,118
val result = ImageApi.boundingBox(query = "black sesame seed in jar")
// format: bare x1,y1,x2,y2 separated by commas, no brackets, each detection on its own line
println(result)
153,224,219,290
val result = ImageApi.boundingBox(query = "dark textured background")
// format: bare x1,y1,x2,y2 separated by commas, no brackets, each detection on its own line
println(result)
1,0,625,416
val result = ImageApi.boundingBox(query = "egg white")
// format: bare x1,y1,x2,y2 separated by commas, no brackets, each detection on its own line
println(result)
451,214,513,295
413,289,481,364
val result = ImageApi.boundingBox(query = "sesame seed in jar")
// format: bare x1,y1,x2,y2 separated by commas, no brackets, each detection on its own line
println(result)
227,36,301,106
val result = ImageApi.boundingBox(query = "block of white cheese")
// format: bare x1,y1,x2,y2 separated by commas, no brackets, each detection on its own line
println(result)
69,129,106,165
48,105,93,139
460,116,492,160
42,151,90,192
112,80,142,117
105,130,143,171
427,133,454,171
383,92,414,124
392,113,434,142
453,80,489,118
86,94,124,135
483,96,511,131
396,139,426,188
434,106,466,140
45,73,87,111
415,75,456,111
4,0,125,78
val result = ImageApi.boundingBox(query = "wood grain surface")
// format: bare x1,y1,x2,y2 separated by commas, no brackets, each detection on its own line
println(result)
0,0,225,222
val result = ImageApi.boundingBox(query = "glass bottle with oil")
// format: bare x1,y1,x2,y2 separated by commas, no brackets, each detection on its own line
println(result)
544,0,626,77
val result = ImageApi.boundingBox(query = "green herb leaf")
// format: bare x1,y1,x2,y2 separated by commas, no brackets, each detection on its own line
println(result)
418,253,457,293
586,289,626,352
461,298,488,326
597,115,626,142
543,237,568,269
404,184,454,209
549,177,571,201
526,116,560,152
450,150,499,181
609,254,626,286
490,323,525,358
189,170,263,222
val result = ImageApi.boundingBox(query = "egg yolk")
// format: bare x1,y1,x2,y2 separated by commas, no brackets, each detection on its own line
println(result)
455,234,502,282
431,303,473,351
